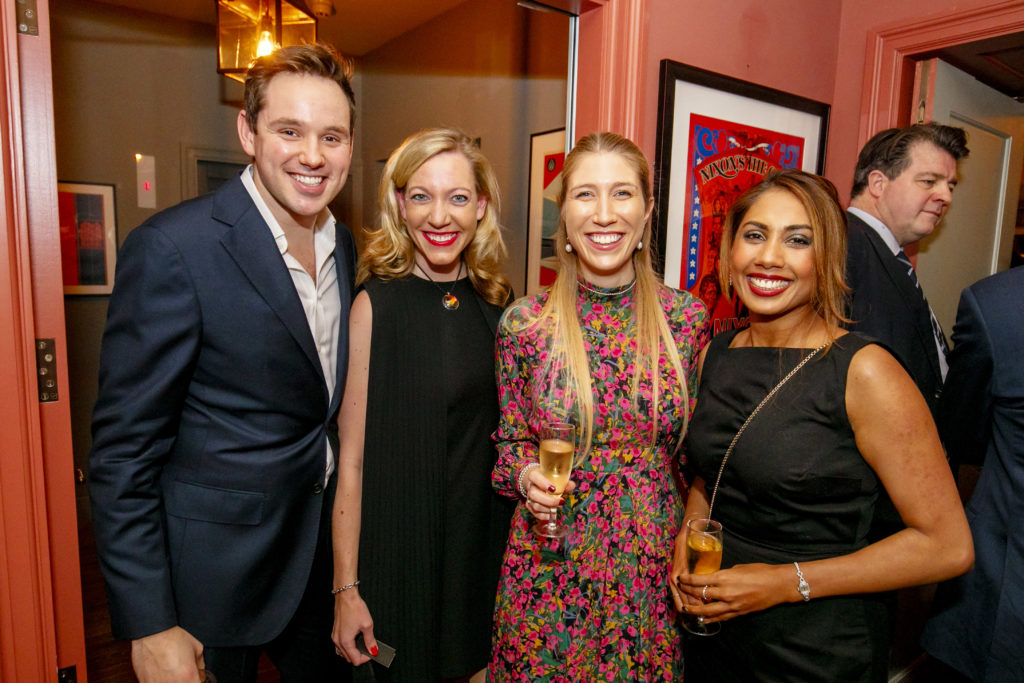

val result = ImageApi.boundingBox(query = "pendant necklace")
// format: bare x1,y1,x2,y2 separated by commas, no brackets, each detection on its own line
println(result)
416,260,463,310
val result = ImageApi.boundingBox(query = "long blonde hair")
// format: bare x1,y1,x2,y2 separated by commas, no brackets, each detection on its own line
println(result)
505,132,689,456
358,128,511,306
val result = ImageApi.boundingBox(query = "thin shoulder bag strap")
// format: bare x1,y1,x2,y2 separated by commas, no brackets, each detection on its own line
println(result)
706,342,827,519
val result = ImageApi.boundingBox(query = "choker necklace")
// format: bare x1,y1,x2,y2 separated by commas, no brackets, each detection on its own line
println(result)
416,260,463,310
577,278,636,297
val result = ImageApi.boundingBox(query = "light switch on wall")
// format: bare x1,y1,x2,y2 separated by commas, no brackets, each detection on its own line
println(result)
135,154,156,209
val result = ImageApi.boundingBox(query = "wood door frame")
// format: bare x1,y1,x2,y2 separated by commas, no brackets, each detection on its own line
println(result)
1,0,87,680
861,0,1024,142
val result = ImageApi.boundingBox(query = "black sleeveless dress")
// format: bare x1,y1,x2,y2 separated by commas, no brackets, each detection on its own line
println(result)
684,329,892,683
356,276,513,681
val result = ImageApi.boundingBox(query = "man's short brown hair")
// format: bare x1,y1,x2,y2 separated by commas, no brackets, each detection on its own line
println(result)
243,42,355,133
851,122,968,198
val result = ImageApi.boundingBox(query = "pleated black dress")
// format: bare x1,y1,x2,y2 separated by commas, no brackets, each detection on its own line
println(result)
684,329,892,683
356,276,513,681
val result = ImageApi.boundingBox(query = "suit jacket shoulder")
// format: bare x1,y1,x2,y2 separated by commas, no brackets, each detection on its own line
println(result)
844,210,943,414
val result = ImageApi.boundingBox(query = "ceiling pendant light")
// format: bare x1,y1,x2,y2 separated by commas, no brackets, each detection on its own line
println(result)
307,0,336,17
216,0,317,82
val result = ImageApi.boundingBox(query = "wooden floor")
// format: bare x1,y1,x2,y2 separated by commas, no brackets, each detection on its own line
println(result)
79,516,280,682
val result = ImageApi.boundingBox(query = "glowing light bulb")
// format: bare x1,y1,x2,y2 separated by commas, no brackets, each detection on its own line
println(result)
256,30,276,57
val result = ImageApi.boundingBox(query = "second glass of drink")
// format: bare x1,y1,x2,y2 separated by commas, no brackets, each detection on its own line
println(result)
682,517,723,636
533,421,576,539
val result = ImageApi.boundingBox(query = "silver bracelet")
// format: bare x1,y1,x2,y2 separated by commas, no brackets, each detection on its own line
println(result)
331,580,360,595
793,562,810,602
517,463,540,498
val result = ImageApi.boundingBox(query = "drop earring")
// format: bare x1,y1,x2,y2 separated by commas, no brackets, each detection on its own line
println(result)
636,241,643,250
565,242,573,253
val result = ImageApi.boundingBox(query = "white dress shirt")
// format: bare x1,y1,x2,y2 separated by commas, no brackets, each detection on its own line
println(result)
242,166,341,481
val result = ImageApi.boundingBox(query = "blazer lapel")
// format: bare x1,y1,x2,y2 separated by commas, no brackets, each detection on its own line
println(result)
862,227,943,378
862,228,916,303
214,178,327,390
330,221,356,413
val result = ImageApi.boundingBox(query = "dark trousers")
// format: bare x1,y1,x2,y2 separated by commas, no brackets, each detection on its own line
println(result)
205,488,351,683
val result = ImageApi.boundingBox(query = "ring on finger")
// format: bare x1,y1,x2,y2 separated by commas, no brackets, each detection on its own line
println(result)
702,585,709,601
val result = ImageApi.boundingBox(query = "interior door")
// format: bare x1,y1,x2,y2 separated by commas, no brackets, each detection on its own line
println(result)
912,58,1024,337
1,0,87,680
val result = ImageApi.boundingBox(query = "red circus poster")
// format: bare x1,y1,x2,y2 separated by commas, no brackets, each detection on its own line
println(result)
681,114,806,335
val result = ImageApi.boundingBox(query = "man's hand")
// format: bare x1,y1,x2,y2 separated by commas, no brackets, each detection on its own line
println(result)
131,626,205,683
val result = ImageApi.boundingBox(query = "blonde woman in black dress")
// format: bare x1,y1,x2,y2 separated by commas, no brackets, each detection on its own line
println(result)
331,128,513,681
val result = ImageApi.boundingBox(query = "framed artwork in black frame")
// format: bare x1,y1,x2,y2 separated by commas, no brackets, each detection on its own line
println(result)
654,60,829,333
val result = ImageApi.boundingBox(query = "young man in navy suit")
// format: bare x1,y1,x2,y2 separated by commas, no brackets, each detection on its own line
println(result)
845,123,969,417
89,44,356,683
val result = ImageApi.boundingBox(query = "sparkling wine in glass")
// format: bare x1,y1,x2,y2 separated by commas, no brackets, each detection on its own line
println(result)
682,517,723,636
533,422,575,539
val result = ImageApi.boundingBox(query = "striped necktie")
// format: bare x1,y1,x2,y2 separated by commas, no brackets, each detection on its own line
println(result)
896,249,949,375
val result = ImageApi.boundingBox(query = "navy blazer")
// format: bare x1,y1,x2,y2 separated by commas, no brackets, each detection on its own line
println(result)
89,174,355,646
845,211,945,416
922,267,1024,681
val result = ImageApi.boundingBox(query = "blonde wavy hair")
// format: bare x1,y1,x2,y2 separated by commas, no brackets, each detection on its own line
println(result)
506,132,689,457
357,128,511,307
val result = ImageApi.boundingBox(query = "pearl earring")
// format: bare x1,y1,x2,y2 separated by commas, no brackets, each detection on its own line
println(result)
565,243,573,253
636,241,643,251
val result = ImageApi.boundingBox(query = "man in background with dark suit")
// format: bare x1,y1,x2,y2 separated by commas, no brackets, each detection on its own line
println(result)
846,123,969,417
89,44,356,683
845,123,971,674
921,266,1024,681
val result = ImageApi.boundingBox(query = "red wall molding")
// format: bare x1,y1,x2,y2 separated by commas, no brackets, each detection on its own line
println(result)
579,0,649,141
1,3,60,681
861,0,1024,143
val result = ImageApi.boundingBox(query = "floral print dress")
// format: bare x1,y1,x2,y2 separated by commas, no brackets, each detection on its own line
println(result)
488,284,709,682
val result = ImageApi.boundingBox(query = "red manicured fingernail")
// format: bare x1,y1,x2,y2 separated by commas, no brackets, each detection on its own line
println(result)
558,499,565,506
547,485,556,493
370,645,378,656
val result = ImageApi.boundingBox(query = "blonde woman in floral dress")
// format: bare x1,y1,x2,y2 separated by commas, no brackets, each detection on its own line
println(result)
488,132,710,681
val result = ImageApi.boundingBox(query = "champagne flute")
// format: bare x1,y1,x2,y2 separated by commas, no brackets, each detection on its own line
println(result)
533,421,576,539
682,517,723,636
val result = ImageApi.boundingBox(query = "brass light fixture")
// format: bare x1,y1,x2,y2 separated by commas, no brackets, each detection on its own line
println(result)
307,0,336,17
216,0,317,82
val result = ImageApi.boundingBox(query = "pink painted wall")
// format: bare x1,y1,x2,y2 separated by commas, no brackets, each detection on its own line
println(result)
576,8,604,146
638,0,842,177
580,0,996,201
829,0,983,199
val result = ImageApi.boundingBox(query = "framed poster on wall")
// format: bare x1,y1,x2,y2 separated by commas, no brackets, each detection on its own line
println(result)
526,128,566,295
58,182,118,295
654,60,829,334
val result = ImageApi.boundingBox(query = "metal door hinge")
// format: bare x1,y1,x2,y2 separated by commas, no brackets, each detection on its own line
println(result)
36,338,58,402
16,0,39,36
